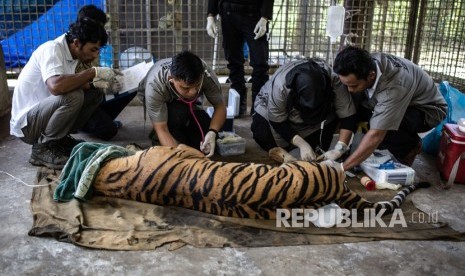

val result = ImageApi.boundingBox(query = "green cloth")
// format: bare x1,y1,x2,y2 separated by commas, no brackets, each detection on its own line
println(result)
54,142,135,202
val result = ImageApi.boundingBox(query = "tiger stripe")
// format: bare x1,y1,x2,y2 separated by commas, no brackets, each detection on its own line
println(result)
93,145,425,220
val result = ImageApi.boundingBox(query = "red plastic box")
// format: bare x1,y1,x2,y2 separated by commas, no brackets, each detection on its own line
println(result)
436,124,465,184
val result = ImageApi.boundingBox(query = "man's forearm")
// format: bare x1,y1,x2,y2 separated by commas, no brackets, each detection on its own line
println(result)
153,123,178,147
46,68,96,95
338,128,353,146
342,129,387,171
209,104,226,132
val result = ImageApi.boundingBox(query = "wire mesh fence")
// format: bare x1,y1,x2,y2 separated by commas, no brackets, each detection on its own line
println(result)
1,0,464,90
416,0,465,87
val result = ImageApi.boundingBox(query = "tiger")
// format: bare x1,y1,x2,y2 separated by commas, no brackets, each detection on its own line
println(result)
93,144,428,220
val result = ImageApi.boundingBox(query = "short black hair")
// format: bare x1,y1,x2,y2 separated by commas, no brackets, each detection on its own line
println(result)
66,17,108,47
77,4,107,25
333,46,376,80
170,50,204,84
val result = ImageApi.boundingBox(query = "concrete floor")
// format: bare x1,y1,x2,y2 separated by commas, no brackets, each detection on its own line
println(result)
1,104,465,275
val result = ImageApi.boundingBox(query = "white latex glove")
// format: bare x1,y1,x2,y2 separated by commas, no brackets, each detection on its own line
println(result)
206,16,217,38
92,66,122,81
376,182,402,190
103,78,122,95
291,135,316,161
320,160,345,174
200,130,217,157
253,17,268,40
320,141,349,161
92,79,111,90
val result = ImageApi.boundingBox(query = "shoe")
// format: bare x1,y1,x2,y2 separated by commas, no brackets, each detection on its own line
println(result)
29,142,68,170
398,140,422,166
57,135,85,156
113,120,123,129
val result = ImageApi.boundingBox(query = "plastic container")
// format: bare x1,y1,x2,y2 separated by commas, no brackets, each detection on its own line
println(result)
216,132,246,156
360,150,415,185
119,47,153,70
309,203,343,228
326,5,345,43
436,123,465,184
228,88,240,117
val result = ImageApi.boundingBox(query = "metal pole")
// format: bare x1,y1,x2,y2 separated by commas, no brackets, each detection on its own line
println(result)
146,0,152,54
0,46,11,118
107,0,121,68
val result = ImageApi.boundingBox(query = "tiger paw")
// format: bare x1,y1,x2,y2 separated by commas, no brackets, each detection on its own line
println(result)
269,147,297,163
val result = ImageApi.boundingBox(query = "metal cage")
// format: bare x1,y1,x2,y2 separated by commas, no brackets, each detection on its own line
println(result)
1,0,464,90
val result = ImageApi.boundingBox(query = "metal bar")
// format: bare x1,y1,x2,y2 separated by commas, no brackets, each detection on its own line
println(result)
146,0,152,54
107,0,120,68
405,0,420,60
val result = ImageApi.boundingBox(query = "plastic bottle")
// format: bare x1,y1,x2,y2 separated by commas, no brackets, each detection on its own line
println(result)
326,5,345,43
99,44,113,67
360,176,376,191
228,89,240,117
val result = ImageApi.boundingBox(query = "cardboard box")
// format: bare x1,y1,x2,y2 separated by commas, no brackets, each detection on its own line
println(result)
436,124,465,184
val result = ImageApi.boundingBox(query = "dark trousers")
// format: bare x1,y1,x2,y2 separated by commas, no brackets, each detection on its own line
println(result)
82,92,136,140
251,113,338,152
167,100,211,149
220,11,270,106
358,106,431,159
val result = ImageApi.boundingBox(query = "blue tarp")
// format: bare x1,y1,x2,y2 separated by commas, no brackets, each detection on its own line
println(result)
1,0,103,68
0,0,59,39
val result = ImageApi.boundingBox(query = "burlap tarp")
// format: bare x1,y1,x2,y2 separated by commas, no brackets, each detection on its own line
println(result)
29,167,465,250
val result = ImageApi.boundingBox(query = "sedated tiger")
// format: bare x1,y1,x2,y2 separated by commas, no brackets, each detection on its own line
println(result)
93,144,428,220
